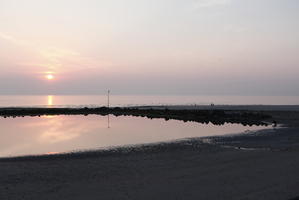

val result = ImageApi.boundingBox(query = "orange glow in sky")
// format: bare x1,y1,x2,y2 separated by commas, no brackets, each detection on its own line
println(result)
0,0,298,96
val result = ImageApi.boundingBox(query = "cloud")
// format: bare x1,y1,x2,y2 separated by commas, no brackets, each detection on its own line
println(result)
194,0,232,8
0,32,110,74
0,32,28,45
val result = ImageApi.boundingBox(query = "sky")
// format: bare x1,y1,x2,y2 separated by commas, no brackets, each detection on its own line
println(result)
0,0,298,95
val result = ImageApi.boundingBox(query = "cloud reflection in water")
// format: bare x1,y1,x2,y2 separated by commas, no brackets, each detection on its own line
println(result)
0,115,266,157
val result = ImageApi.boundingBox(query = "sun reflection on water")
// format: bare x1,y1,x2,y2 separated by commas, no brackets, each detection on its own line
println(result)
0,115,268,158
47,95,53,106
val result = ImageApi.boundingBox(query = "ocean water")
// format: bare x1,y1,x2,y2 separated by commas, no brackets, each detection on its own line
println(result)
0,115,267,157
0,95,299,108
0,95,276,158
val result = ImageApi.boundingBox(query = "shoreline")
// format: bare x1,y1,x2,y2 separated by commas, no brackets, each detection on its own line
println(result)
0,125,275,161
1,107,299,199
0,106,272,126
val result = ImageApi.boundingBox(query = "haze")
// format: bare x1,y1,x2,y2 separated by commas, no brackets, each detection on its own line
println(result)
0,0,298,95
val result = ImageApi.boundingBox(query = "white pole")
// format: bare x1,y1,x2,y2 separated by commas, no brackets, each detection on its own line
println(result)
107,90,110,108
107,90,111,128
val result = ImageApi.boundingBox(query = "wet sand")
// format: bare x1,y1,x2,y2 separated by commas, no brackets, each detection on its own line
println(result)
0,106,299,200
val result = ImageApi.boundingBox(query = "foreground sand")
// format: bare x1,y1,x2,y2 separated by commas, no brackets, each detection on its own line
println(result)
0,108,299,200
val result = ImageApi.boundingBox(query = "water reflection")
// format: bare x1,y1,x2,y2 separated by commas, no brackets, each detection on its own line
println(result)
0,115,266,157
1,95,299,108
108,114,110,129
47,95,53,106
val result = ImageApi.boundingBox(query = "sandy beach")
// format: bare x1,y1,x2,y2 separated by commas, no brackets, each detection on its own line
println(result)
1,0,298,198
0,106,299,200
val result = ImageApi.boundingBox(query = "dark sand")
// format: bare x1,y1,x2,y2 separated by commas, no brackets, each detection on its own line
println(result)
0,106,299,200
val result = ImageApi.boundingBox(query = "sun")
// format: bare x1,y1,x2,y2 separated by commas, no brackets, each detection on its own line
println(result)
46,74,54,80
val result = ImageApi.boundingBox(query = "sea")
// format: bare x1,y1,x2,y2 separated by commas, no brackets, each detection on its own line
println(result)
0,95,299,108
0,95,296,157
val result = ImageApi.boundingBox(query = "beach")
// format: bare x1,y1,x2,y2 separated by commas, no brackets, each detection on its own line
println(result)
1,0,298,198
0,106,299,200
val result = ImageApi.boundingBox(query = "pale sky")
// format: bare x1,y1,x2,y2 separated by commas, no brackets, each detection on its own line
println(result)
0,0,298,95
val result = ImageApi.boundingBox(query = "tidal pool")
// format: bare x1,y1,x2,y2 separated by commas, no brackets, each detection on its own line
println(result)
0,115,267,157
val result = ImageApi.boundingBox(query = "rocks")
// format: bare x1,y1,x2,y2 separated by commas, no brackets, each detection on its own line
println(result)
0,107,271,126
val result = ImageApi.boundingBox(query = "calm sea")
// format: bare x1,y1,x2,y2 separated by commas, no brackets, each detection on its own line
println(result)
0,95,299,108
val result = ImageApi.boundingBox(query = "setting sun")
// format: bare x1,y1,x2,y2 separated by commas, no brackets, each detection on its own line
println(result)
46,74,54,80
